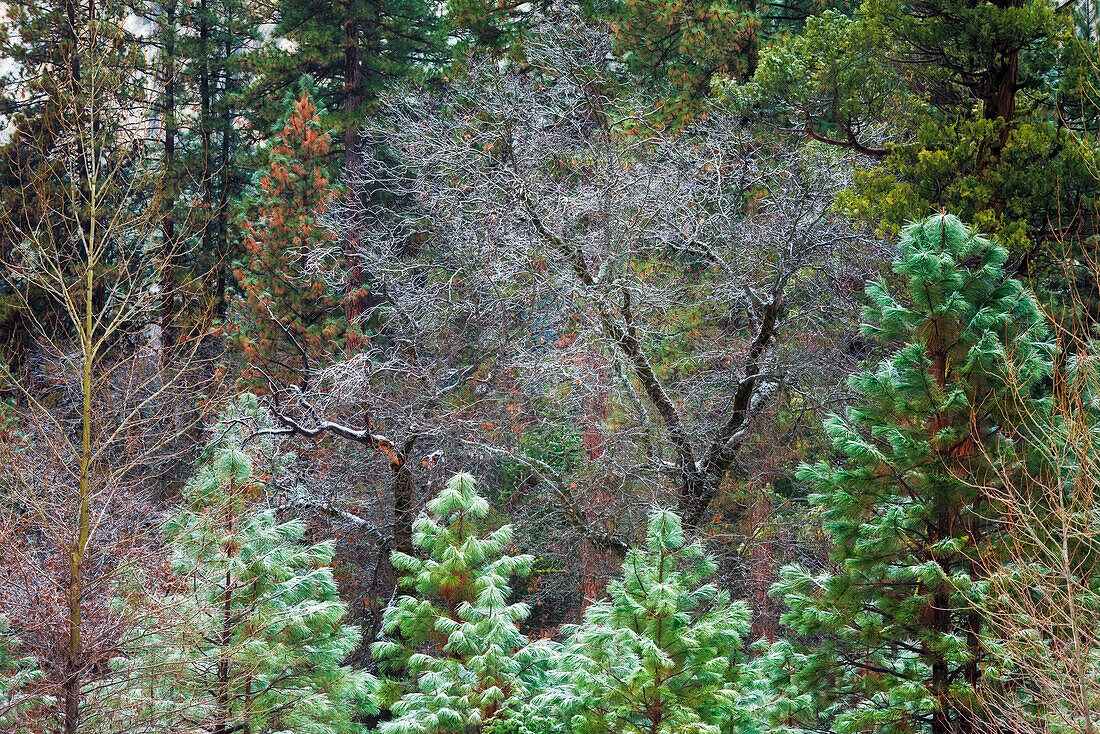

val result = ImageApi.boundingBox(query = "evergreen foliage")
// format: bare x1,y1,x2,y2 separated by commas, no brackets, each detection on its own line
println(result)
177,0,262,317
230,79,354,389
537,508,753,734
611,0,759,122
0,617,42,729
761,214,1053,734
372,472,547,734
246,0,441,158
2,2,1100,732
115,396,377,733
744,0,1094,256
446,0,541,57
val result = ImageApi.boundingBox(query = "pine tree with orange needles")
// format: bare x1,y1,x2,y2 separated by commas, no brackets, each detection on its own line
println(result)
230,77,355,390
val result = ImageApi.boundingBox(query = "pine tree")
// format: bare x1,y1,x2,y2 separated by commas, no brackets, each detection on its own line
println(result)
175,0,261,319
372,472,547,734
746,0,1093,257
229,79,354,389
246,0,440,167
536,508,754,734
0,618,42,730
445,0,543,59
611,0,760,124
761,214,1053,734
114,395,377,733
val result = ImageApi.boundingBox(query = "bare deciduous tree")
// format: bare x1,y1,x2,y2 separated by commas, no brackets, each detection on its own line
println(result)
0,20,217,732
334,22,886,543
971,254,1100,734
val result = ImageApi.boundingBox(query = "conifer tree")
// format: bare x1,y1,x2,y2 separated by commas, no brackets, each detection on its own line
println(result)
246,0,440,166
612,0,759,123
745,0,1093,258
114,396,377,733
230,80,354,389
0,618,42,729
178,0,261,319
444,0,546,59
372,472,547,734
761,214,1053,734
536,508,753,734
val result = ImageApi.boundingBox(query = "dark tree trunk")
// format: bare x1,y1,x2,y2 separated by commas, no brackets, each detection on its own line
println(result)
929,501,951,734
214,481,238,734
196,0,224,316
342,6,369,344
160,0,180,360
213,568,234,734
929,584,952,734
62,658,80,734
343,10,362,170
216,11,233,318
392,457,415,557
749,486,778,642
580,352,613,605
391,434,419,557
983,51,1018,125
980,0,1022,127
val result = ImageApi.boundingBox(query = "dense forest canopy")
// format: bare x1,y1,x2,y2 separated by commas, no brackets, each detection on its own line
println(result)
1,0,1100,732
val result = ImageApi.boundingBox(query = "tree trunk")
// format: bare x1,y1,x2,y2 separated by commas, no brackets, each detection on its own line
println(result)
929,586,952,734
983,51,1017,125
213,567,234,734
392,454,415,557
929,509,951,734
160,0,179,361
214,476,239,734
215,11,233,318
749,485,778,642
980,0,1021,144
64,228,96,734
198,0,217,315
342,7,369,346
579,351,613,605
343,9,362,170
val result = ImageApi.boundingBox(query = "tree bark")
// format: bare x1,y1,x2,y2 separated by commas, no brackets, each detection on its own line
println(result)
64,207,97,734
983,51,1018,125
980,0,1023,127
343,8,362,170
160,0,179,361
197,0,220,315
215,5,233,318
213,474,238,734
749,485,778,642
392,437,416,557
